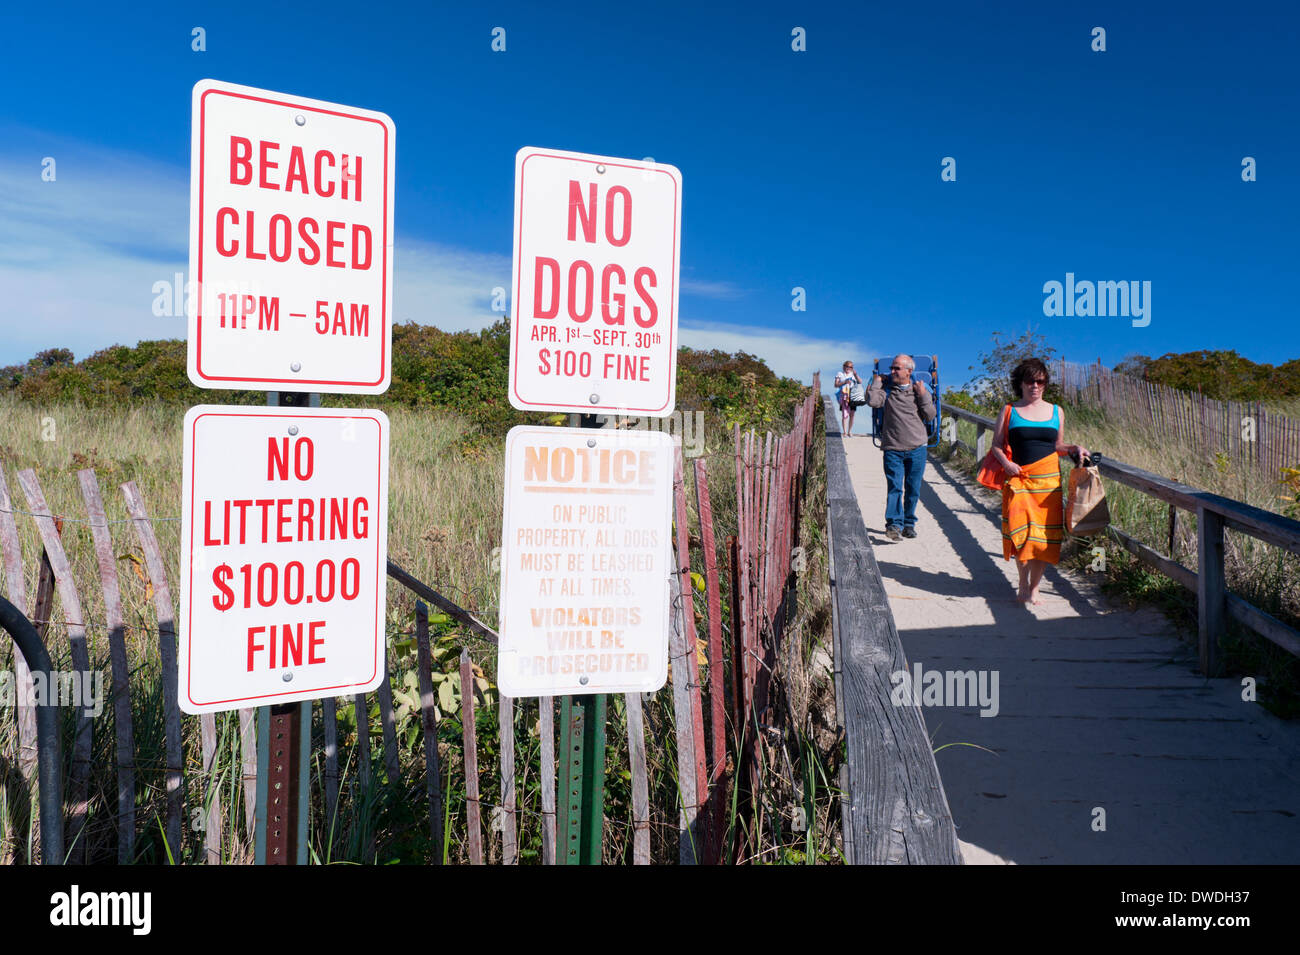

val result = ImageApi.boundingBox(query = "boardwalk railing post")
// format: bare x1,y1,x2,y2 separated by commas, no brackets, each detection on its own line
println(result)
1197,507,1226,677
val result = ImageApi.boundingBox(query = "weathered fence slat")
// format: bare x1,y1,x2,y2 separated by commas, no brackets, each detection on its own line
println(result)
322,695,340,849
624,691,650,865
460,648,483,865
693,457,726,865
375,665,400,786
499,692,517,865
121,480,184,861
240,708,257,847
200,712,221,864
387,559,498,642
539,695,556,865
414,601,443,862
672,450,709,852
18,470,92,865
353,694,372,791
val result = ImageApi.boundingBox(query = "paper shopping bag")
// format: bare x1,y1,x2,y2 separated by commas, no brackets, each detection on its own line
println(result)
1067,464,1111,535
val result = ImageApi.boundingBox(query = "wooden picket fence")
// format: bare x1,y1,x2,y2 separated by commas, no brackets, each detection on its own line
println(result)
1057,359,1300,476
0,376,822,865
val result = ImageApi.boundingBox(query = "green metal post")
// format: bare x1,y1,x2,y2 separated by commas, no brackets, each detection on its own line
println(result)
557,693,606,864
550,413,610,865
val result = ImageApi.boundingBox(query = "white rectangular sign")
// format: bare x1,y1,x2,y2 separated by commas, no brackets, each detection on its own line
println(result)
497,426,673,697
188,79,395,394
509,147,681,416
180,405,389,713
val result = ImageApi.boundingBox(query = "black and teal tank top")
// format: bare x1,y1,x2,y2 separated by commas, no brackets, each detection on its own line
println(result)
1007,403,1059,465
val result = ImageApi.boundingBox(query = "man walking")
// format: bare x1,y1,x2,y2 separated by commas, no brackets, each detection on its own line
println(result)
867,354,936,540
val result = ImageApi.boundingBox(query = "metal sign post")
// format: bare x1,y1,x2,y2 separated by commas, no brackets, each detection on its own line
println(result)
557,411,606,865
251,389,318,865
556,693,606,865
504,147,681,866
188,77,396,867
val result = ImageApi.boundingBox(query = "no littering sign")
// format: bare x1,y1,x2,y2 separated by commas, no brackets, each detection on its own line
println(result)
179,405,390,713
497,426,673,697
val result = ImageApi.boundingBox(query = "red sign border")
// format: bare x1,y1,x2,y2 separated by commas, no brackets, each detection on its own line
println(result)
510,151,679,415
184,409,385,708
194,86,392,389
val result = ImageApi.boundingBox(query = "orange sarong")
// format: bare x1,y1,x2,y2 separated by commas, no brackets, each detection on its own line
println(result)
1001,452,1063,563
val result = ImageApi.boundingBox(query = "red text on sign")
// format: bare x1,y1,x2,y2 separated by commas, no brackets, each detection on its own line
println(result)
229,138,362,201
246,621,327,670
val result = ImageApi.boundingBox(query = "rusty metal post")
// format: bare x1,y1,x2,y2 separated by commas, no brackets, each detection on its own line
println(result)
253,390,320,865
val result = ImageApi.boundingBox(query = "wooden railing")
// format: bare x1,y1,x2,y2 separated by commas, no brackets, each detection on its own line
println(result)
822,397,963,864
940,404,1300,675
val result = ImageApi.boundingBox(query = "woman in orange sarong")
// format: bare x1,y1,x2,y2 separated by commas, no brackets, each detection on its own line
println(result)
989,359,1089,604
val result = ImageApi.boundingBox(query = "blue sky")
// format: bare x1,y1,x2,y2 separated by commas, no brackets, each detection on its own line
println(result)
2,1,1298,389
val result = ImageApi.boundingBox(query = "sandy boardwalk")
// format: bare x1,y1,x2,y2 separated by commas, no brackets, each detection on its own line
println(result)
837,423,1300,864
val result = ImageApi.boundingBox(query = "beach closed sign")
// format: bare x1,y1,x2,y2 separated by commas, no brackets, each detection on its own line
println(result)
188,79,395,394
509,147,682,416
497,426,673,697
179,405,390,713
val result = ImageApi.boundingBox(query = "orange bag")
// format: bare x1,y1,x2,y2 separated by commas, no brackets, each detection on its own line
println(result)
977,405,1013,490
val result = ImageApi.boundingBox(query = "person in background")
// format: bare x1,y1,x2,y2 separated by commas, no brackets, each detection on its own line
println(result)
989,357,1089,604
867,354,935,540
834,360,862,437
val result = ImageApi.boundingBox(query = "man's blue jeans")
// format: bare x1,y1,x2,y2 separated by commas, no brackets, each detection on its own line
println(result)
882,445,927,529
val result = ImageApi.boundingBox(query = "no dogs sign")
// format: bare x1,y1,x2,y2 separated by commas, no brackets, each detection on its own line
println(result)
188,79,395,394
509,148,682,416
179,405,390,713
496,426,673,697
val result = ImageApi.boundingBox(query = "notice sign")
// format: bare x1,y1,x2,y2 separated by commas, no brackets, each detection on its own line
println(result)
188,79,395,394
180,405,390,714
497,426,673,697
509,147,681,416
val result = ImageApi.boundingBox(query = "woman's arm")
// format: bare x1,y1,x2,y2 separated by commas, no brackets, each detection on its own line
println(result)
1053,407,1090,461
990,406,1020,476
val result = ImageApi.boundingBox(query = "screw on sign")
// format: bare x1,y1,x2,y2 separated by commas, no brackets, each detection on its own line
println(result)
179,406,390,714
509,148,682,416
187,79,395,394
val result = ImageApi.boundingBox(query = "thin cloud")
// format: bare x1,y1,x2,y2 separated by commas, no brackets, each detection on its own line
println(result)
0,132,511,363
679,318,878,389
681,278,746,300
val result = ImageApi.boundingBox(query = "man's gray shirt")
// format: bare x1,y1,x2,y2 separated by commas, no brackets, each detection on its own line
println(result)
866,379,936,451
